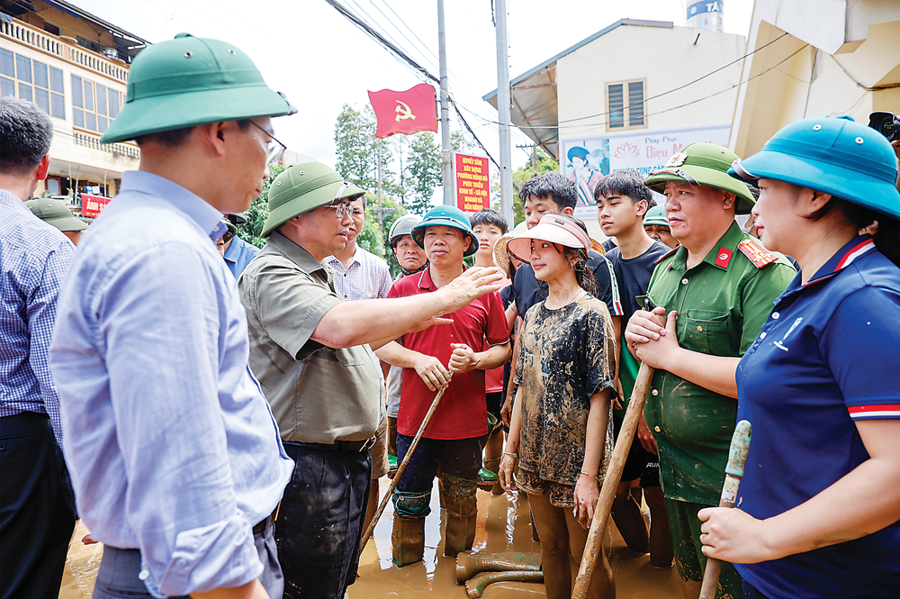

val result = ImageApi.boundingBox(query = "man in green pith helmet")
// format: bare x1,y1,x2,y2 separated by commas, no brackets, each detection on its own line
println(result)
624,143,796,599
25,198,88,245
49,34,296,599
239,163,503,598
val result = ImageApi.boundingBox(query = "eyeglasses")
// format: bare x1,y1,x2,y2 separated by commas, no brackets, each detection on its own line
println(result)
247,119,288,166
322,182,361,220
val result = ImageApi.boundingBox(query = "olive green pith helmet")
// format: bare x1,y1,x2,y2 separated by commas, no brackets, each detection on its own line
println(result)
101,33,292,144
262,163,366,236
644,143,755,214
25,199,88,232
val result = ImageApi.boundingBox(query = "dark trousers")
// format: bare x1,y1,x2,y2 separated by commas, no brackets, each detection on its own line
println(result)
92,517,281,599
0,412,76,599
395,434,482,493
278,443,372,599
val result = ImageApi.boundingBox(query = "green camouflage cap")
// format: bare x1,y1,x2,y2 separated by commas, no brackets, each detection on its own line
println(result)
644,143,755,214
102,33,292,143
25,199,88,232
262,163,365,236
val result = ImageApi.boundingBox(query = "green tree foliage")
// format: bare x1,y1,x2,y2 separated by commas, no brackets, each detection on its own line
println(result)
511,146,559,225
403,131,442,215
236,163,287,248
334,104,377,190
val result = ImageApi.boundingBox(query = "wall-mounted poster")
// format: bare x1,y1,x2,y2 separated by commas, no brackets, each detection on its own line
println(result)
561,123,730,219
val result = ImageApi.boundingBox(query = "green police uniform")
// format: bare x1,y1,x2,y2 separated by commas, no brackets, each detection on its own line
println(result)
640,143,796,597
643,221,795,504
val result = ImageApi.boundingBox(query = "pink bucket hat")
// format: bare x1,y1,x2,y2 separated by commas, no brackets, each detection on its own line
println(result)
507,214,591,263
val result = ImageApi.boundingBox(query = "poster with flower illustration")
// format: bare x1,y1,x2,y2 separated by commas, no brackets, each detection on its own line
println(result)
562,123,730,220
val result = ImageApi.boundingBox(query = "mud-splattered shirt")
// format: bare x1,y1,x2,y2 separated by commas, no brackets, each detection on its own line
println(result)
644,222,795,505
514,294,617,486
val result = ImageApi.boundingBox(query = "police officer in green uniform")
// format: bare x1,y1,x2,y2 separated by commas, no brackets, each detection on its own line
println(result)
625,143,796,599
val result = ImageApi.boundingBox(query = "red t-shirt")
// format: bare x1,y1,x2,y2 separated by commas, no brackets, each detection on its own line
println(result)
388,267,509,440
484,277,511,394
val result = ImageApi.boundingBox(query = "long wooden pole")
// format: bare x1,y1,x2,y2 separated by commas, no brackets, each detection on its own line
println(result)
572,360,656,598
698,420,752,599
360,373,453,551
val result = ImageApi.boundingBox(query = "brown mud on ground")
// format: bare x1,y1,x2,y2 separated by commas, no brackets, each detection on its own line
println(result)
59,478,682,598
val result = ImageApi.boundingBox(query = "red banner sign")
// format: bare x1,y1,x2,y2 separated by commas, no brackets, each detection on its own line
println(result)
368,83,438,138
81,194,112,218
454,153,490,212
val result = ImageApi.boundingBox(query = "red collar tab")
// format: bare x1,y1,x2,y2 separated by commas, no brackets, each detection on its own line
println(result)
655,245,679,265
714,246,733,269
738,239,778,269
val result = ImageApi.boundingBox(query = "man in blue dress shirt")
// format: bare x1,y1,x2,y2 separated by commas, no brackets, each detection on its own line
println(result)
0,97,77,599
223,219,261,279
50,35,295,599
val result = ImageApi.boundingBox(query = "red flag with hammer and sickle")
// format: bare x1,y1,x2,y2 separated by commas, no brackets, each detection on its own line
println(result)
368,83,438,138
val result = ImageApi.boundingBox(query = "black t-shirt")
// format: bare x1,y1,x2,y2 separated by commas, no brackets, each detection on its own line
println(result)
604,240,671,321
511,249,622,319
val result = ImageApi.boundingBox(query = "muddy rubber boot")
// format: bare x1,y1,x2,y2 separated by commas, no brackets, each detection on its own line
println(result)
391,489,431,568
465,571,545,598
391,514,426,568
455,551,542,583
441,473,478,557
482,457,504,495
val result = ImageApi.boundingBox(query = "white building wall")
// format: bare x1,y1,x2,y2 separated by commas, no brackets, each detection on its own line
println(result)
555,24,746,140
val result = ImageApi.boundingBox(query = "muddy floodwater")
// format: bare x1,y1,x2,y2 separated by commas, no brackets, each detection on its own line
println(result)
59,478,683,598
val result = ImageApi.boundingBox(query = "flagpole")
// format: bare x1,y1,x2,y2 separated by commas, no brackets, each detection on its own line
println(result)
437,0,453,206
495,0,513,228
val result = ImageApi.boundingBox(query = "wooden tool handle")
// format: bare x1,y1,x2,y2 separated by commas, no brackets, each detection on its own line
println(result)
359,373,453,551
572,361,656,599
698,420,752,599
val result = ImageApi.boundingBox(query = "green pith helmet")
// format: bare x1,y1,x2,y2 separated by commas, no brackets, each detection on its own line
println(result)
411,205,478,257
644,143,755,214
262,163,365,236
643,204,669,227
25,199,88,232
101,33,292,144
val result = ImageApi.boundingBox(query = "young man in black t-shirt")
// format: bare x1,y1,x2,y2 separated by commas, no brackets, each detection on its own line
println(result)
596,170,674,568
499,173,622,425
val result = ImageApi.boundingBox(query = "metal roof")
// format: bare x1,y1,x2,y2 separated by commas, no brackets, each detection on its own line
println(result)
483,19,673,160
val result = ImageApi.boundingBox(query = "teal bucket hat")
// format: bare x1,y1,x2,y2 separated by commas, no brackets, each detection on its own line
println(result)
729,116,900,221
411,205,478,256
643,204,669,227
644,143,756,214
262,163,365,236
102,33,293,143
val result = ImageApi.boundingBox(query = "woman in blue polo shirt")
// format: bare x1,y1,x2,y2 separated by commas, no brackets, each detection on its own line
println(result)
697,116,900,599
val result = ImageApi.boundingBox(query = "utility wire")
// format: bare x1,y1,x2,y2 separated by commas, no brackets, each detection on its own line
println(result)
465,42,811,132
324,0,500,168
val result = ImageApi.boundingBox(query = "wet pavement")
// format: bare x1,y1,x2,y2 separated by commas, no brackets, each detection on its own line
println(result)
59,478,683,598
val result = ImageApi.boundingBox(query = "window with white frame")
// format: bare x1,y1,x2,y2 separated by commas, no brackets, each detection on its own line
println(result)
72,74,123,134
0,49,65,118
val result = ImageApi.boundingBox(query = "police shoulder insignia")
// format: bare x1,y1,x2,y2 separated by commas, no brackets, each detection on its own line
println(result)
738,239,778,268
666,152,688,168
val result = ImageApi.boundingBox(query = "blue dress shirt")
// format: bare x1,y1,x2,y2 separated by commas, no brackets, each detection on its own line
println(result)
50,171,293,598
224,235,260,279
0,188,73,446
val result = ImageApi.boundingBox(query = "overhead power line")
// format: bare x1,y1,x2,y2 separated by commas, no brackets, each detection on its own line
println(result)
323,0,501,169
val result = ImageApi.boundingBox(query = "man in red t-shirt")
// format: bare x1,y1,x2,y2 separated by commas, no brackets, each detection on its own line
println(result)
383,205,510,566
